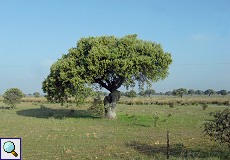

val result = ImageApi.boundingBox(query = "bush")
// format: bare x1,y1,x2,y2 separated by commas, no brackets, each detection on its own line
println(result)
223,101,229,106
191,102,199,106
3,88,24,108
127,102,134,105
202,103,208,110
125,90,137,98
169,101,175,108
40,104,47,109
88,95,104,117
203,109,230,148
135,101,143,105
33,92,40,98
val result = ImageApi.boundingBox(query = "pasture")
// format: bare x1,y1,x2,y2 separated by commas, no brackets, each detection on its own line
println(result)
0,96,229,159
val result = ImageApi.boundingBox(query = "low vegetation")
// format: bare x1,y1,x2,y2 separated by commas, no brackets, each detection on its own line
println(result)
0,96,229,159
2,88,24,108
117,96,230,106
203,109,230,148
1,95,229,106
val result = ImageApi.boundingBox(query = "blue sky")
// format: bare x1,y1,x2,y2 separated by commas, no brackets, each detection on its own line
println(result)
0,0,229,94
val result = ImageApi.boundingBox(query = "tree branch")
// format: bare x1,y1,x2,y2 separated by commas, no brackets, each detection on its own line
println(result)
115,76,125,89
95,79,110,91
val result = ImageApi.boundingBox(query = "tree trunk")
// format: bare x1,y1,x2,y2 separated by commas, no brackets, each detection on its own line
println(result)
106,102,117,119
104,90,120,119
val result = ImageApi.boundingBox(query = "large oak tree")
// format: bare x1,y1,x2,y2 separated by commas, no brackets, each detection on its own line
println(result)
42,35,172,118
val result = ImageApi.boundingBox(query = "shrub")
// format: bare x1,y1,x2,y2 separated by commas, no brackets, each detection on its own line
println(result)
202,103,208,110
217,101,223,105
176,100,182,104
88,95,104,117
124,90,137,98
191,102,198,106
40,104,47,109
127,101,135,105
169,102,175,108
153,113,159,127
211,100,219,105
203,109,230,148
3,88,24,108
33,92,40,98
135,100,143,105
223,101,230,106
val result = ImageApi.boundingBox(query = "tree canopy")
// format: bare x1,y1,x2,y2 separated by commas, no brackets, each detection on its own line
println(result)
165,91,172,96
195,90,204,95
216,90,227,96
172,88,187,98
204,89,215,96
3,88,24,108
144,89,156,97
188,89,195,95
33,92,40,98
125,90,137,98
42,34,172,104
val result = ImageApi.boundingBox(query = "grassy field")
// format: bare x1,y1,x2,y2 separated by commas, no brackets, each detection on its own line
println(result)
0,98,229,159
1,95,230,106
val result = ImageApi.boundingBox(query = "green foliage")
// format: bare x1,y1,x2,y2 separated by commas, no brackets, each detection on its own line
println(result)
138,90,145,96
157,92,164,95
202,103,208,110
203,109,230,148
95,91,108,96
172,88,187,98
144,89,155,97
33,92,40,98
88,95,104,117
165,91,172,96
125,90,137,97
42,34,172,105
42,55,94,105
169,101,175,108
188,89,195,95
120,91,125,96
138,89,156,97
217,90,227,96
1,101,230,159
3,88,24,108
195,90,204,95
204,89,215,96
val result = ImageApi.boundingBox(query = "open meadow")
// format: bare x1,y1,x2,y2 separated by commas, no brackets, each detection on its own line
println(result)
0,96,229,159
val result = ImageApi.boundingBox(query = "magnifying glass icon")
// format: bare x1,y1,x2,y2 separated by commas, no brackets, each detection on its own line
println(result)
3,141,18,157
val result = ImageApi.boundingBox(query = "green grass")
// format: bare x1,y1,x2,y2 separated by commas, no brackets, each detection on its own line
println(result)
0,101,229,159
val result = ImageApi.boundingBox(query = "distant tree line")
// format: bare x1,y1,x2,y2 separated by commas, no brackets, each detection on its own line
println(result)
117,89,229,98
167,89,229,98
2,89,228,101
121,89,156,98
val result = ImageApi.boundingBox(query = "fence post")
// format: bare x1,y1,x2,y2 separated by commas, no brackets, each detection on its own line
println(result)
167,130,170,159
